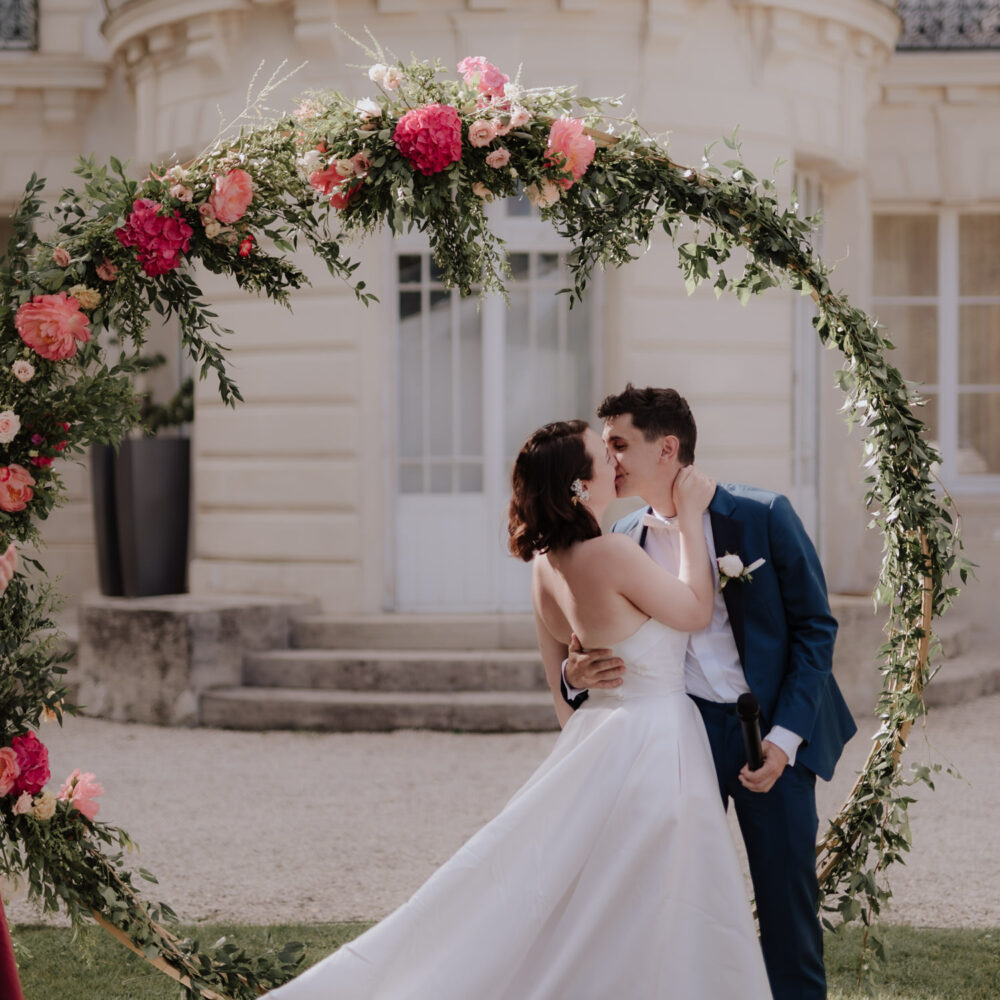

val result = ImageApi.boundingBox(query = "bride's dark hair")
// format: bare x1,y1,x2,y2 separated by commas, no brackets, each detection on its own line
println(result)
508,419,601,562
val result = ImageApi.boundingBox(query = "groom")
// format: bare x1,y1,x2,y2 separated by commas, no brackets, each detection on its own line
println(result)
563,385,857,1000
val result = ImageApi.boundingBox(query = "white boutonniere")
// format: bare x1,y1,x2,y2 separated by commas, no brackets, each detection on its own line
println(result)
717,553,766,590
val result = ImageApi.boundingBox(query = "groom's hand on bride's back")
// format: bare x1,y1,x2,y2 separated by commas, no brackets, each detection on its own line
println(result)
565,633,625,690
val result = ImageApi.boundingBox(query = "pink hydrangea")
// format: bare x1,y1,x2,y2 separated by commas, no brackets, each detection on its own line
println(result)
393,103,463,176
10,732,49,796
545,117,597,190
115,198,193,277
209,168,254,224
14,292,91,361
0,464,35,512
457,57,509,99
58,768,104,821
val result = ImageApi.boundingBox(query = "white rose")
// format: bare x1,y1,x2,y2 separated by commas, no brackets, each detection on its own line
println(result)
0,411,20,444
355,97,381,119
32,792,57,821
382,67,403,91
297,149,323,174
503,82,521,102
368,63,387,84
509,105,531,128
717,554,745,578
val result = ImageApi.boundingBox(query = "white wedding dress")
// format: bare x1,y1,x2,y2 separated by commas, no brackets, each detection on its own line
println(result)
266,618,772,999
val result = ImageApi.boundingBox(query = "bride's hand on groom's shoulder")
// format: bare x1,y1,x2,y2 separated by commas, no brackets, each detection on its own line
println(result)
672,466,716,519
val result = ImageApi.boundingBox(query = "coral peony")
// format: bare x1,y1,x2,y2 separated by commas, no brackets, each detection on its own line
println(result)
10,732,49,796
116,198,193,277
545,117,596,189
0,747,20,797
15,292,92,361
0,411,20,445
0,464,35,512
457,57,509,99
58,768,104,821
393,103,463,176
209,168,254,224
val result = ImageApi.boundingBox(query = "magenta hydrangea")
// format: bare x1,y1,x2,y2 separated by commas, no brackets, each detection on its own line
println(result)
393,103,463,176
115,198,194,277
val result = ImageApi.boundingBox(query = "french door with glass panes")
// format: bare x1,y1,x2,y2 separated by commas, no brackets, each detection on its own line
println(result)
393,245,596,611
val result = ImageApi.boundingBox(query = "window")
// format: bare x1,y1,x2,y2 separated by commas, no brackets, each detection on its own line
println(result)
873,211,1000,487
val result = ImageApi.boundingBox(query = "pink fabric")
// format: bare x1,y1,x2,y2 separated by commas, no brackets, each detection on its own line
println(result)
0,899,24,1000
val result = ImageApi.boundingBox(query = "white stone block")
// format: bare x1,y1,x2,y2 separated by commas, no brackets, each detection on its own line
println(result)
194,510,362,561
195,403,360,458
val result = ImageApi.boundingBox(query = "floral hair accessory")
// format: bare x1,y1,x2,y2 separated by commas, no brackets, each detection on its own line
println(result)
570,478,590,505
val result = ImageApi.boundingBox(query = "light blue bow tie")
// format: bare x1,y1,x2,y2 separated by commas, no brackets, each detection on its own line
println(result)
641,513,678,532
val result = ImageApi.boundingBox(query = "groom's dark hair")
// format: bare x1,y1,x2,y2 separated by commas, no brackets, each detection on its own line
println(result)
597,384,697,464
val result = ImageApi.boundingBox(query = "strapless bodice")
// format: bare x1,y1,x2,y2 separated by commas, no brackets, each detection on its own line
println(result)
587,618,689,703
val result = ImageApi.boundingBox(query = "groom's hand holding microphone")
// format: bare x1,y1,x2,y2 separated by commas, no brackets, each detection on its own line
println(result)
737,693,788,793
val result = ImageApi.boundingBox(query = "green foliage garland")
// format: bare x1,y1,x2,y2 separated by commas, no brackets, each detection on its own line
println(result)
0,44,964,997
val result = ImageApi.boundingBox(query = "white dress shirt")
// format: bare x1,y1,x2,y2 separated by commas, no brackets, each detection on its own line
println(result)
563,507,803,765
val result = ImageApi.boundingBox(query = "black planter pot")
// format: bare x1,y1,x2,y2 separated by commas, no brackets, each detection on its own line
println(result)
90,438,191,597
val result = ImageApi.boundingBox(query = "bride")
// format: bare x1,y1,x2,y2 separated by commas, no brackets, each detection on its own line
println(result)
266,419,771,999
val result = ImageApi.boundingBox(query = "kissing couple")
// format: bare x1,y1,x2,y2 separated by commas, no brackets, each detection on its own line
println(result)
266,385,857,999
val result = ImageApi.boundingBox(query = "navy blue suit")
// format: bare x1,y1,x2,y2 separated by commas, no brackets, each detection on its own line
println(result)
589,484,856,999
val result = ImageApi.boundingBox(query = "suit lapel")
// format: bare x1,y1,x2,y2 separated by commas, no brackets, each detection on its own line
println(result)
709,490,746,668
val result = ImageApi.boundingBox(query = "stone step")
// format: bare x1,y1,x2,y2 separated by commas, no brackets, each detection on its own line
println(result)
244,649,547,692
291,614,536,651
924,652,1000,709
200,687,559,733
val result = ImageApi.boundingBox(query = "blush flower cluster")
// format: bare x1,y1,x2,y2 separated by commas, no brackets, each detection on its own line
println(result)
116,198,194,276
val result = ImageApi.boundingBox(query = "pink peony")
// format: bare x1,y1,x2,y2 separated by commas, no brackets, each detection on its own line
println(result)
58,768,104,822
0,464,35,512
545,117,596,190
468,119,498,148
457,57,509,99
486,147,511,168
0,747,20,797
10,732,49,796
52,247,71,268
12,792,32,815
15,292,92,361
96,257,118,282
208,168,254,224
116,198,193,277
393,103,463,176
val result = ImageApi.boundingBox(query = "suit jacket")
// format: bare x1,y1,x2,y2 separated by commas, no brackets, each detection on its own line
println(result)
610,483,857,781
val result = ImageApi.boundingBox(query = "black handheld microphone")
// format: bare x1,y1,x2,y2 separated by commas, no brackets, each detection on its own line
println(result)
736,692,764,771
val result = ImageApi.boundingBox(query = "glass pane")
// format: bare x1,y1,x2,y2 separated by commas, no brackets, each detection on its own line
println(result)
398,302,423,459
959,215,1000,296
399,289,421,320
533,289,561,415
429,463,452,493
398,463,424,494
538,253,560,278
428,292,453,457
873,215,938,297
398,255,422,285
568,295,593,420
959,305,1000,385
877,305,938,385
506,182,532,218
429,258,446,283
458,296,483,457
458,463,483,493
509,253,530,279
505,289,533,457
959,394,1000,475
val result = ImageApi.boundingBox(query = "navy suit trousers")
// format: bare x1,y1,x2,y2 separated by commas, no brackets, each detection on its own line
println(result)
692,696,826,1000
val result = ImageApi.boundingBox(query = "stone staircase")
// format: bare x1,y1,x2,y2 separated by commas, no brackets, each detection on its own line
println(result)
199,614,559,732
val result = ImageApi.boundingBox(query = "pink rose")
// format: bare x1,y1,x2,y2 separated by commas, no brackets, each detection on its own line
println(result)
52,247,71,267
457,57,509,99
11,732,49,796
0,747,20,797
11,360,34,383
509,105,531,129
96,257,118,282
394,103,463,176
329,182,362,212
209,168,254,224
0,464,35,512
15,292,92,361
526,179,561,208
12,792,32,815
545,117,596,190
58,768,104,822
169,184,194,202
486,147,510,168
351,151,372,175
468,119,498,148
238,235,254,257
0,411,19,445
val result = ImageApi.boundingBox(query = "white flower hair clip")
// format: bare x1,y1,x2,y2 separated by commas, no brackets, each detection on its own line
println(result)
717,552,766,590
570,479,590,505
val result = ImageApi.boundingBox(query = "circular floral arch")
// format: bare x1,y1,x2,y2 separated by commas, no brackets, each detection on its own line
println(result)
0,44,963,998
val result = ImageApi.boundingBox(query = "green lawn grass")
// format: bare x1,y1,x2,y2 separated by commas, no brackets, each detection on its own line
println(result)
14,922,1000,999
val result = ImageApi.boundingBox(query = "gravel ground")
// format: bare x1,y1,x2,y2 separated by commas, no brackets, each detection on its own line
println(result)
7,693,1000,929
